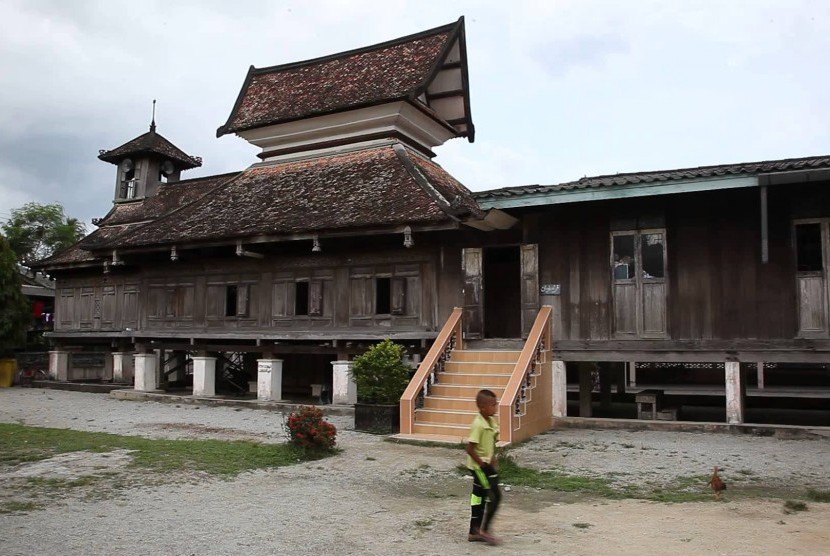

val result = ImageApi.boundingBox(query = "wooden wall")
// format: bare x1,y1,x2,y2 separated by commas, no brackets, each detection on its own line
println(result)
526,185,810,342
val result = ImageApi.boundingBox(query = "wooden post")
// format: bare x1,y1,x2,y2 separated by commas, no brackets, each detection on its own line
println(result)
578,363,593,418
616,362,627,394
628,361,637,387
756,362,765,390
599,364,612,409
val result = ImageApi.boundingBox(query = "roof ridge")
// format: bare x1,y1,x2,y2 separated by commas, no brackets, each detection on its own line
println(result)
250,18,461,77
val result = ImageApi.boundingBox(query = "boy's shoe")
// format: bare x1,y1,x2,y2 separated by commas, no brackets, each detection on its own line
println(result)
468,533,487,543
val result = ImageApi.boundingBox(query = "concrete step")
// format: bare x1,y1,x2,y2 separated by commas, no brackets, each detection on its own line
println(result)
443,361,517,374
438,372,511,386
423,396,479,411
450,350,522,363
412,422,470,438
429,384,506,398
415,408,496,426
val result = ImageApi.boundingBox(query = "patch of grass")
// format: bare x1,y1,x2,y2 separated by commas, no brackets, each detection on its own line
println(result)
26,476,99,489
572,522,592,529
556,441,584,449
0,423,323,477
0,500,42,514
737,469,756,476
414,518,434,528
784,500,808,514
806,489,830,503
620,443,635,449
498,453,618,497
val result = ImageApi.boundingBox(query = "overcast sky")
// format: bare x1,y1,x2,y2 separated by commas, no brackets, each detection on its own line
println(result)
1,0,829,227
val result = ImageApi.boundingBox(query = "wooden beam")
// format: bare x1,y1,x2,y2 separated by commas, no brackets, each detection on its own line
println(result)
760,185,769,263
426,89,464,101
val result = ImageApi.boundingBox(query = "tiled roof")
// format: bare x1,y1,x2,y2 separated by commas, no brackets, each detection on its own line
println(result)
100,142,483,249
98,127,202,169
474,155,830,200
217,19,463,136
101,172,240,226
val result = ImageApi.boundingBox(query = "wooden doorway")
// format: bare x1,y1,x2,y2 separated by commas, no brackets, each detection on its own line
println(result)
462,244,539,339
484,246,521,338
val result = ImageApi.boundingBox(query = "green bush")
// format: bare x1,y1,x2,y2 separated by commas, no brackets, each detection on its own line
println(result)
350,339,411,404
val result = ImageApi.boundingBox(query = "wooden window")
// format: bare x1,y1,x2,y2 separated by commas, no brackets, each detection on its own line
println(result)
390,277,406,315
308,280,323,316
794,219,829,336
295,281,309,316
611,228,667,337
375,277,391,314
225,285,248,317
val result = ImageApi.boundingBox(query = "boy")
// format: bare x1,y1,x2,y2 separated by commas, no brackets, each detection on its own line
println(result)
465,389,502,546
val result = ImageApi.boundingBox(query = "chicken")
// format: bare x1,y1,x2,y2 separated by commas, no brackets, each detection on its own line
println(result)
707,466,727,499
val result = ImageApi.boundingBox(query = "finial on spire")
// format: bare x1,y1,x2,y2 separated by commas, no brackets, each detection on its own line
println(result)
150,99,157,132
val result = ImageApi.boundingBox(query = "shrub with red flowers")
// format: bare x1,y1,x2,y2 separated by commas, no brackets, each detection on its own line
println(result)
285,405,337,454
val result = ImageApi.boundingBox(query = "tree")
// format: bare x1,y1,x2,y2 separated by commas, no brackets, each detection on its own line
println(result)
2,202,86,265
0,235,31,357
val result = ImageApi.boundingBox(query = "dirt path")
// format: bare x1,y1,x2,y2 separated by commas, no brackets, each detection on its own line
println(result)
1,389,829,555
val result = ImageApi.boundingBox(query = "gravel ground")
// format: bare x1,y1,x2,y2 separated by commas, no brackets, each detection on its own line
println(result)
1,388,830,555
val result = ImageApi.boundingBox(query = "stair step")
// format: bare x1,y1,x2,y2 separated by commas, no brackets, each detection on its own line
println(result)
412,422,470,438
416,408,499,426
450,350,522,363
464,339,525,350
437,372,511,386
422,397,480,411
444,361,517,373
429,384,506,398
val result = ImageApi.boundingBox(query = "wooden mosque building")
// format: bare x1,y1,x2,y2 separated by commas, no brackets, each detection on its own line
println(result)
36,17,830,442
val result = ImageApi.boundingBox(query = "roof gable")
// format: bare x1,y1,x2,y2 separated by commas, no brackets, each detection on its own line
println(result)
217,18,473,142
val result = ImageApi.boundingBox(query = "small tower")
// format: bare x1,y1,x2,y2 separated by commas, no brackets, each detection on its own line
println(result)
98,110,201,202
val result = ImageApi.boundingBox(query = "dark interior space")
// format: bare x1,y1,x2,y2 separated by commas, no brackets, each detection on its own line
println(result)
484,245,521,338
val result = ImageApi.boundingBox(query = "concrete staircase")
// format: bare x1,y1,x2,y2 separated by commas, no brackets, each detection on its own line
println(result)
409,340,523,441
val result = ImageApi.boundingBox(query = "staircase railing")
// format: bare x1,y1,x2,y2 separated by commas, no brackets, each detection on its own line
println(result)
498,305,553,444
400,307,464,435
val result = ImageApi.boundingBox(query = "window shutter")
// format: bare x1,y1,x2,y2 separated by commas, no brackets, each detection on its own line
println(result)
236,285,250,317
308,280,323,316
391,277,406,315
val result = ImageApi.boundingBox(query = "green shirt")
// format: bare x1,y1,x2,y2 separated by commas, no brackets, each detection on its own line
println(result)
466,413,499,470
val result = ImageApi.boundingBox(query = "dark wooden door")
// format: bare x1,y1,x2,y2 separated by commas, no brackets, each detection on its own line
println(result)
462,248,484,339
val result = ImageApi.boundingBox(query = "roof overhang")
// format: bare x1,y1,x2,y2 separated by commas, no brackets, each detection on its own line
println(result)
476,175,760,210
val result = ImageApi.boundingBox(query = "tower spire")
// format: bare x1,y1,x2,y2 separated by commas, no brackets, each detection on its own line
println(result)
150,99,157,132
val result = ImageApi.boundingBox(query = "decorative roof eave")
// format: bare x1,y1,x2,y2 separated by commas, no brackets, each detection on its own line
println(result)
98,129,202,170
412,17,474,142
83,220,463,258
216,17,469,138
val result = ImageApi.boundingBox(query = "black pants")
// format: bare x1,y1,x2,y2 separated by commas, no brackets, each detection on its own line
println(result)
469,467,501,534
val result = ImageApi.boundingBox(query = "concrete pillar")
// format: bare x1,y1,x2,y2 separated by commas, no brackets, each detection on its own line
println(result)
628,361,637,387
134,353,158,392
552,360,567,417
48,350,69,381
725,361,746,424
331,360,356,405
192,356,217,397
756,361,765,389
577,362,593,418
257,359,283,401
112,352,134,383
